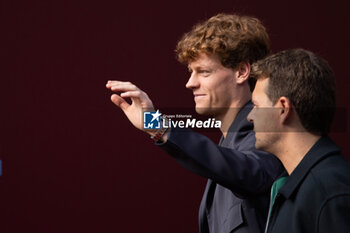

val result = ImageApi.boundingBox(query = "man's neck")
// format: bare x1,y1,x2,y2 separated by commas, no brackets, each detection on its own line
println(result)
276,133,321,175
219,108,240,138
218,94,251,138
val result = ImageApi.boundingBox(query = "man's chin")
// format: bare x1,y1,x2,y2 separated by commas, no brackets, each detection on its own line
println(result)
255,143,263,150
195,107,212,116
255,140,273,154
255,137,265,150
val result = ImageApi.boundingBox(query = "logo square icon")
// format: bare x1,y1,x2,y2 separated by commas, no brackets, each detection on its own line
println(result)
143,110,161,129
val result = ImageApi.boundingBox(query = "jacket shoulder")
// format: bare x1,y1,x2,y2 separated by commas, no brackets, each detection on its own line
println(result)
306,154,350,198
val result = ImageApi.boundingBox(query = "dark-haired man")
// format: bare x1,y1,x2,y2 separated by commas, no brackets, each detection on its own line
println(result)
248,48,350,233
106,14,283,233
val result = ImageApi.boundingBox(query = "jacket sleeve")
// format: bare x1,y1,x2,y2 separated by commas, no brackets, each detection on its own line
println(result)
318,194,350,233
157,127,284,197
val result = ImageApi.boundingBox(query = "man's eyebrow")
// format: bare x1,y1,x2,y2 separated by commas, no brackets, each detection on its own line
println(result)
189,65,201,70
189,64,211,70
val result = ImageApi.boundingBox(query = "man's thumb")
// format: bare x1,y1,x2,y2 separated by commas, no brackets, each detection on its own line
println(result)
111,94,130,111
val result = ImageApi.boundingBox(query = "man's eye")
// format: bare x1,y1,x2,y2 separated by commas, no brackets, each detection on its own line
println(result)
199,70,210,74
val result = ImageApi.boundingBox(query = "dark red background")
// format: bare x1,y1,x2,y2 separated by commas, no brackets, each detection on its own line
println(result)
1,0,349,232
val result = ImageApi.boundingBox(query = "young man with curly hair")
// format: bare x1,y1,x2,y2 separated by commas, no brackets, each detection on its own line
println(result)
106,14,283,233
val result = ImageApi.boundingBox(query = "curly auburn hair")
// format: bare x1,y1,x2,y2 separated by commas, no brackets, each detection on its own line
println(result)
175,13,270,90
176,13,270,67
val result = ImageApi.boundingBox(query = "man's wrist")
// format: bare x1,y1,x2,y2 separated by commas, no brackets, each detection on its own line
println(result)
150,127,169,142
146,118,170,143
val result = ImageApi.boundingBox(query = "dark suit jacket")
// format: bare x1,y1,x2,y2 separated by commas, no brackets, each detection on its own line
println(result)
266,137,350,233
158,102,284,233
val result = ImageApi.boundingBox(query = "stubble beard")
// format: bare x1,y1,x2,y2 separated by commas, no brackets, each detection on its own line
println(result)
255,132,279,154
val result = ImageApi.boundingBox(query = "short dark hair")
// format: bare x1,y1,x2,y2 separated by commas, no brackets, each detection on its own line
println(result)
251,48,336,136
175,13,270,90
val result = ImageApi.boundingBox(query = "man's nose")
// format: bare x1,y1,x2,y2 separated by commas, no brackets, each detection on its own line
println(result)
247,109,255,123
185,72,200,89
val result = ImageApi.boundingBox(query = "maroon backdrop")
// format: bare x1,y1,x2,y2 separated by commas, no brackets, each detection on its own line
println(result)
1,0,349,232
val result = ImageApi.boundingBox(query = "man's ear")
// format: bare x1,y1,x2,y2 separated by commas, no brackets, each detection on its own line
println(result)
276,97,293,124
236,61,251,85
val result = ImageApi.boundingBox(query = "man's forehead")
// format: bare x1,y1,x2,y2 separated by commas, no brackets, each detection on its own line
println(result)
188,53,220,68
251,91,259,105
252,79,269,103
255,78,269,90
